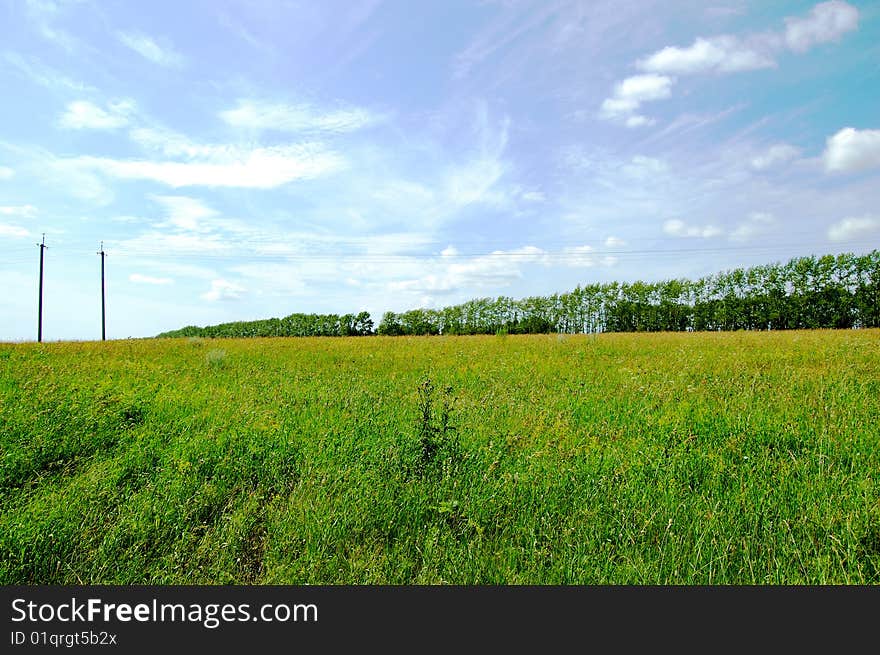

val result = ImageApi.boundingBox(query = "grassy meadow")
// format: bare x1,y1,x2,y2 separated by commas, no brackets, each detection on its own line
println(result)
1,330,878,584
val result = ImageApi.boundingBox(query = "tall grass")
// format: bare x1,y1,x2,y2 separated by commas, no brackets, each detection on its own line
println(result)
1,330,878,583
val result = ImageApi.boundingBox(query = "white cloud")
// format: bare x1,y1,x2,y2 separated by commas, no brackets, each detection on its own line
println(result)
219,99,380,133
751,143,801,170
599,74,673,126
823,127,880,173
604,236,626,248
625,115,654,128
0,223,30,238
151,195,217,232
0,166,13,179
606,74,674,109
828,216,880,242
441,245,459,257
639,2,858,76
116,31,184,67
604,2,859,128
72,143,345,189
663,218,722,238
58,99,134,130
129,273,173,285
730,211,776,241
201,278,245,302
520,190,545,202
785,1,859,53
0,205,37,217
638,36,775,75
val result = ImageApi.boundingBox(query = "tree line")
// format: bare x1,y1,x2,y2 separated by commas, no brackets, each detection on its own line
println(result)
155,250,880,339
156,311,374,339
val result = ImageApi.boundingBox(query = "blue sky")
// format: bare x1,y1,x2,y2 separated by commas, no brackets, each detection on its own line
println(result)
1,0,879,340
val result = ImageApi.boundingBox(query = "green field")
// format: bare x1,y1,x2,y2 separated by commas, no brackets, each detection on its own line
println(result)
1,330,878,584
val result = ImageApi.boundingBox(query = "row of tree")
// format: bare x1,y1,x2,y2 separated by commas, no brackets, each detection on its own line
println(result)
156,311,374,339
156,250,880,339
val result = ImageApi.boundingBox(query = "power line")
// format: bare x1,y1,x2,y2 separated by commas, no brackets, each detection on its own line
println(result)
3,236,876,266
9,225,866,252
96,239,877,262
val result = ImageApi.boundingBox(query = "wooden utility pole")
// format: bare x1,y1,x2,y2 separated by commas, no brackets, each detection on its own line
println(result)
37,234,46,342
98,241,106,341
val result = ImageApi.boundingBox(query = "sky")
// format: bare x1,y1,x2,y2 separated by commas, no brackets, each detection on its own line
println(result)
1,0,879,341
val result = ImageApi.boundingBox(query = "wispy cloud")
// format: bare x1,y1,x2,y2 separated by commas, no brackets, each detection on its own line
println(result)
2,53,94,92
784,1,859,52
663,218,723,238
220,99,382,134
0,222,30,238
357,106,515,225
228,264,308,296
116,31,184,67
129,273,173,285
0,166,13,179
452,2,561,80
750,143,801,170
624,155,668,177
828,216,880,242
46,156,114,204
112,225,239,256
520,190,545,202
58,99,135,130
201,278,246,302
729,211,776,241
71,143,345,189
389,247,541,295
150,195,218,232
388,243,617,297
0,204,38,217
129,127,224,158
23,0,82,52
136,261,218,281
445,155,507,207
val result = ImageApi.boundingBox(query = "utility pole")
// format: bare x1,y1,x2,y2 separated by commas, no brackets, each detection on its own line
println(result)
98,241,106,341
37,234,46,342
